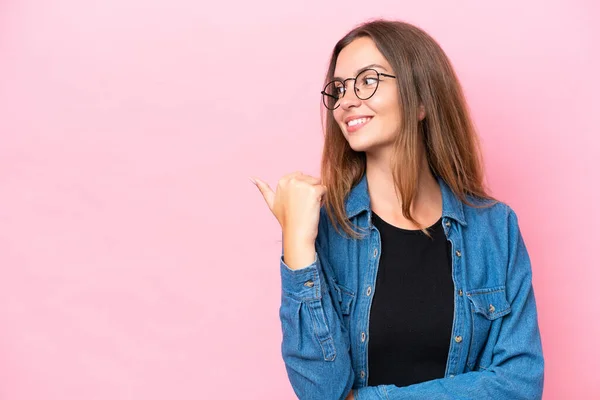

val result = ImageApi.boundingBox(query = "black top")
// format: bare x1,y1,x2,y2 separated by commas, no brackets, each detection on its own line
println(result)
368,212,454,388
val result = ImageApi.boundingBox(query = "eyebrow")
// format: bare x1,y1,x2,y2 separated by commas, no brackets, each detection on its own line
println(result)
333,64,389,80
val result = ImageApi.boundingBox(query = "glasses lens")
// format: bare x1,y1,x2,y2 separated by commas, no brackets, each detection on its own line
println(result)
322,80,344,110
355,69,379,100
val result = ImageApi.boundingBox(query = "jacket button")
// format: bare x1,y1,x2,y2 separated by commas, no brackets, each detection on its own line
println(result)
304,280,314,288
373,248,378,258
361,332,366,342
458,289,463,296
360,371,365,378
455,335,463,343
489,304,496,313
445,221,451,227
455,250,462,257
366,286,372,296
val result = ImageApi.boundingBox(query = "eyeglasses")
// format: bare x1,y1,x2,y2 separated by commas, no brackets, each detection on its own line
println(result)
321,68,397,110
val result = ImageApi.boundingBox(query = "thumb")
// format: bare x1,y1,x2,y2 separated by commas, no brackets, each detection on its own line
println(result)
251,177,276,210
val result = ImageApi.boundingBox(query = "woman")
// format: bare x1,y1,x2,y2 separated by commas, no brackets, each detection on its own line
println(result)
252,19,544,400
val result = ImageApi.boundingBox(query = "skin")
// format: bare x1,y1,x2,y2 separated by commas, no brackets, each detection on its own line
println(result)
252,36,442,399
333,37,441,230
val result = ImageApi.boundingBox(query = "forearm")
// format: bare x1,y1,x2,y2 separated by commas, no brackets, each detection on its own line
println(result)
282,232,316,270
354,366,543,400
280,253,354,400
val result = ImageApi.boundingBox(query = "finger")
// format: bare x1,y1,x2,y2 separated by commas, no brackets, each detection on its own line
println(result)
292,174,322,185
252,177,276,210
315,184,327,198
281,171,303,184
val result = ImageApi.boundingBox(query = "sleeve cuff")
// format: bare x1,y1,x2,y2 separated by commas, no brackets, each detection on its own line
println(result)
280,253,322,300
354,386,384,399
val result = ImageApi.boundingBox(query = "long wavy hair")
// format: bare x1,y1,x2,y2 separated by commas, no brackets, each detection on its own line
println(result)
320,19,495,238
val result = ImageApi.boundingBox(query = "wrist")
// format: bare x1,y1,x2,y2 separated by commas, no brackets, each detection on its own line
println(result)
282,236,316,270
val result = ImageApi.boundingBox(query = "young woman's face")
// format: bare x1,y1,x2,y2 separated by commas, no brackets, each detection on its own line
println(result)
332,37,401,153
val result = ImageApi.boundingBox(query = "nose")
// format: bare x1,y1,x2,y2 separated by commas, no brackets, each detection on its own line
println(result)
339,81,361,110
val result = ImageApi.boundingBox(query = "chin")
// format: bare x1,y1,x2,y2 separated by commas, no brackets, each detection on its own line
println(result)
346,138,375,153
347,134,395,154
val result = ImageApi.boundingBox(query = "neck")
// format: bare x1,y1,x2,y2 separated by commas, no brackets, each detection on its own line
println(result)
365,145,442,229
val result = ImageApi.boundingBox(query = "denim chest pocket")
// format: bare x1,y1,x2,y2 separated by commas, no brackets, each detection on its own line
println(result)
466,286,511,369
333,282,355,348
333,283,355,315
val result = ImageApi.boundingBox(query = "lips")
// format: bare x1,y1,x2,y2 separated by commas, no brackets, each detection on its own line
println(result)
345,116,373,133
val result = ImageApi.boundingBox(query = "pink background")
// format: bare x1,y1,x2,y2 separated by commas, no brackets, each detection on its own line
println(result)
0,1,598,399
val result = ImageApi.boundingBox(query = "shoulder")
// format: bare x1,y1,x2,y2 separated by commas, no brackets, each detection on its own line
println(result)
462,196,520,231
460,197,532,289
460,197,525,254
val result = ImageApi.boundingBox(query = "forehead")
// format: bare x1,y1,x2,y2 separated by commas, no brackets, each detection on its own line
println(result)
334,37,391,77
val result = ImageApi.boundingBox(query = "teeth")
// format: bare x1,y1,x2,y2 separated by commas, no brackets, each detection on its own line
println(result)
348,117,370,127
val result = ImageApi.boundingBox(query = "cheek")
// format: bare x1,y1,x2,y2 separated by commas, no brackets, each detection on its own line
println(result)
368,90,399,115
368,95,402,134
333,111,345,128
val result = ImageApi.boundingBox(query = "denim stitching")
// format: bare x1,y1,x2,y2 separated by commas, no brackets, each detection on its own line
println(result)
381,385,390,400
306,300,336,361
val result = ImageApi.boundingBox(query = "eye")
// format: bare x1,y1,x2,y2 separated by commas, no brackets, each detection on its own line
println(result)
361,75,379,86
333,82,346,96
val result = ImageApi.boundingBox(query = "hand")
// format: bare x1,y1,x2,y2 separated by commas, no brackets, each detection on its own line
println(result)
345,390,355,400
251,171,326,245
252,172,327,269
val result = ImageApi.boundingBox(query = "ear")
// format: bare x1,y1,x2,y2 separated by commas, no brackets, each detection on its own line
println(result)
418,104,426,121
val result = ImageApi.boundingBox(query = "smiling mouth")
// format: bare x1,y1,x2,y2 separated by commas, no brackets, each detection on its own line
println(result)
346,117,372,132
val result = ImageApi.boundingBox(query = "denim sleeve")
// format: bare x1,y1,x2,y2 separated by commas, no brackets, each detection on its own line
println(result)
354,208,544,400
279,234,355,399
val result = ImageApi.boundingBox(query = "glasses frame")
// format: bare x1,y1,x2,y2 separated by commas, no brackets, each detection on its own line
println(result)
321,68,397,111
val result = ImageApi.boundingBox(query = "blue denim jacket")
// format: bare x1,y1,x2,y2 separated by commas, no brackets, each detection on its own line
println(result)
279,175,544,400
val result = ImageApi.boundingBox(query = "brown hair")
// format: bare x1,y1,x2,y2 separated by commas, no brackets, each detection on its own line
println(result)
320,19,495,238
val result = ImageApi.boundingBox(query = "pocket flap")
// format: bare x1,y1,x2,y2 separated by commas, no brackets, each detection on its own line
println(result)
333,283,355,315
466,286,511,320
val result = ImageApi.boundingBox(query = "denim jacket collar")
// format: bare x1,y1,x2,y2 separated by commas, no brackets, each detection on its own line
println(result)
344,173,467,226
